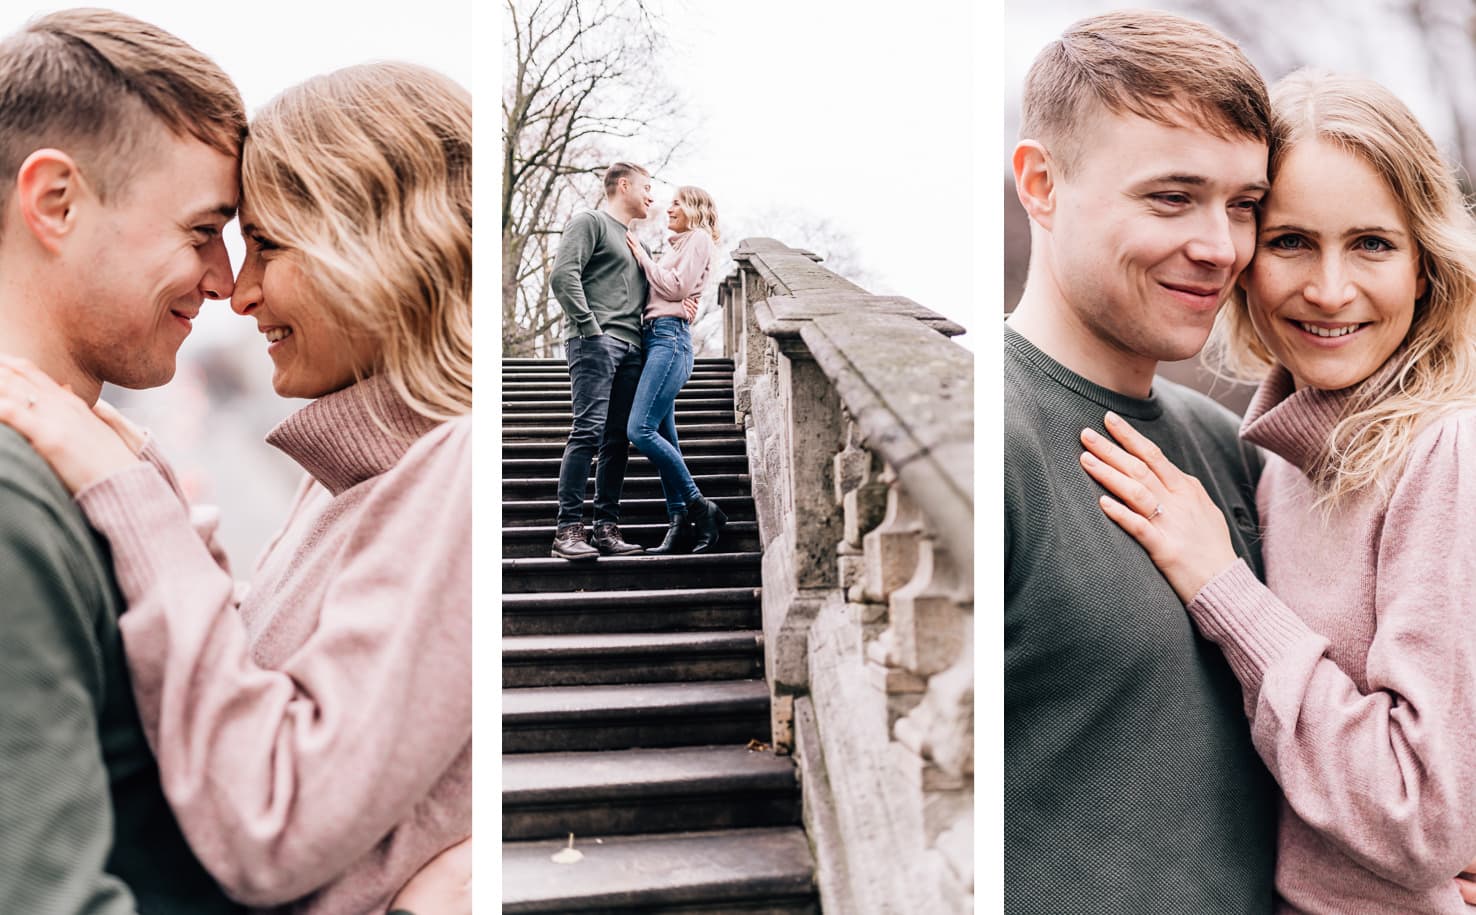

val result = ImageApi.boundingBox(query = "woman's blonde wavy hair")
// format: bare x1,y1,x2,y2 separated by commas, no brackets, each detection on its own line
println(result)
674,185,720,243
241,61,472,422
1206,69,1476,506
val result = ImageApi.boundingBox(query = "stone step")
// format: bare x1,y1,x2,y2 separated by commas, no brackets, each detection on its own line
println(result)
503,388,734,405
503,356,735,368
502,437,748,460
502,521,761,558
503,377,735,392
502,453,750,477
503,473,751,500
503,552,762,594
503,372,734,386
503,630,763,687
505,421,743,442
507,358,738,370
504,397,734,414
503,679,772,753
503,495,756,526
504,370,735,380
503,827,816,914
503,745,800,841
507,409,737,426
503,587,760,636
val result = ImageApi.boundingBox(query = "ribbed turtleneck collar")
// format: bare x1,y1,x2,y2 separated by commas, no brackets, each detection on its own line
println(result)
1240,355,1406,476
265,375,440,496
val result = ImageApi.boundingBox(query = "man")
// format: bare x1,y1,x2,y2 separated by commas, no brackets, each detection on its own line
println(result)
1003,11,1278,913
548,161,654,560
0,10,245,913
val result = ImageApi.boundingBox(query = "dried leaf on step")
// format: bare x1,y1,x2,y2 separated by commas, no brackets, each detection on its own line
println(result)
746,739,772,752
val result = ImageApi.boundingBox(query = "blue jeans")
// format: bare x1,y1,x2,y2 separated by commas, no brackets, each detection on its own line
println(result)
556,333,643,526
627,318,702,517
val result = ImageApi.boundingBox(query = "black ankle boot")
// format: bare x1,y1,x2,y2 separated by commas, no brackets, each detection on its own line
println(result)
687,497,727,553
647,512,690,555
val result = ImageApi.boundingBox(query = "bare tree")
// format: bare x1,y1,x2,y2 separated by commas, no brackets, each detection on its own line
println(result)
502,0,688,356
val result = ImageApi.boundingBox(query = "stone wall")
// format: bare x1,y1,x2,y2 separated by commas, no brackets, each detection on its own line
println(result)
718,239,973,914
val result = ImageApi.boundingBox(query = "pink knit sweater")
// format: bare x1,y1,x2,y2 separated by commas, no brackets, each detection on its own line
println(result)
1191,365,1476,914
74,376,471,914
633,229,714,321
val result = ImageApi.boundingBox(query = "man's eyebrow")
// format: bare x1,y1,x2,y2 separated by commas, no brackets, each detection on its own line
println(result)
185,203,238,224
1138,174,1269,194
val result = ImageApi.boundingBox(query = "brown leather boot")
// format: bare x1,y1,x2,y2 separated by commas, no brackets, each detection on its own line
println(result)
591,521,644,555
551,522,599,561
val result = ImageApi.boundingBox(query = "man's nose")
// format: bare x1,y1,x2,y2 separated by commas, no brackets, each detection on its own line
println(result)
1184,210,1238,270
201,236,235,300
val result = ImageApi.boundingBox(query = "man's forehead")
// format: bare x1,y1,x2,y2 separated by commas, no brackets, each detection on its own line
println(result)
1078,110,1267,185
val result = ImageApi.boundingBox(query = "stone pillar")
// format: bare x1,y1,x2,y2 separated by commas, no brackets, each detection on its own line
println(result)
715,238,972,914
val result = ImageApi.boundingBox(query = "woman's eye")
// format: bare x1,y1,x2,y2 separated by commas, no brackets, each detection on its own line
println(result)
1355,236,1394,253
1265,234,1306,251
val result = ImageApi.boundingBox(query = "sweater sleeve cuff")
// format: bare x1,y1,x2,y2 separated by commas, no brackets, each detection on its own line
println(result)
74,463,213,601
575,318,602,338
1187,558,1317,696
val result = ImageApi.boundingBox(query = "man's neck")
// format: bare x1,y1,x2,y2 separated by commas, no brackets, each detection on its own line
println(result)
602,201,635,227
1008,282,1158,400
0,284,101,406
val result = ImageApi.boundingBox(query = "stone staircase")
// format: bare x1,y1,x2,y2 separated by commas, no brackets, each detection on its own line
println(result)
501,355,820,914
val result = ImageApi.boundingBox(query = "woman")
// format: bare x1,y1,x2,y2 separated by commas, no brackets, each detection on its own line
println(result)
1080,70,1476,914
623,186,726,553
0,62,470,912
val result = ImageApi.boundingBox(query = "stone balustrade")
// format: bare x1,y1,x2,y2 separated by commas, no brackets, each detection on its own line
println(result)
717,238,973,915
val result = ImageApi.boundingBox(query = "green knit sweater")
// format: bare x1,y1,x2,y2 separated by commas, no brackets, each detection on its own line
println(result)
1004,327,1276,914
550,208,649,348
0,427,237,913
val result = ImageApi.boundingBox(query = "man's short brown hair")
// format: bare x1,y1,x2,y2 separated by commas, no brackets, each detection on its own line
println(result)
603,161,649,198
1020,10,1271,174
0,8,246,212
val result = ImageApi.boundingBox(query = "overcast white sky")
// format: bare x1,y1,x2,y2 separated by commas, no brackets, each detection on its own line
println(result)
655,1,977,348
0,1,473,351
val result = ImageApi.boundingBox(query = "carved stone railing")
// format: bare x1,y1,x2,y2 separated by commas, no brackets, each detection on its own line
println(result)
716,238,973,914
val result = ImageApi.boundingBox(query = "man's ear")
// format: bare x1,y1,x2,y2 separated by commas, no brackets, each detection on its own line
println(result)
1013,140,1057,231
15,149,85,254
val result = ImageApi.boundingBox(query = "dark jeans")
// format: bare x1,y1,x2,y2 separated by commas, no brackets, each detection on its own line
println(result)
555,333,643,526
627,317,701,517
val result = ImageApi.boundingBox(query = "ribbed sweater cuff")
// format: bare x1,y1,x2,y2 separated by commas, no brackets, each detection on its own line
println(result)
575,318,601,338
1188,559,1316,696
75,463,210,601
